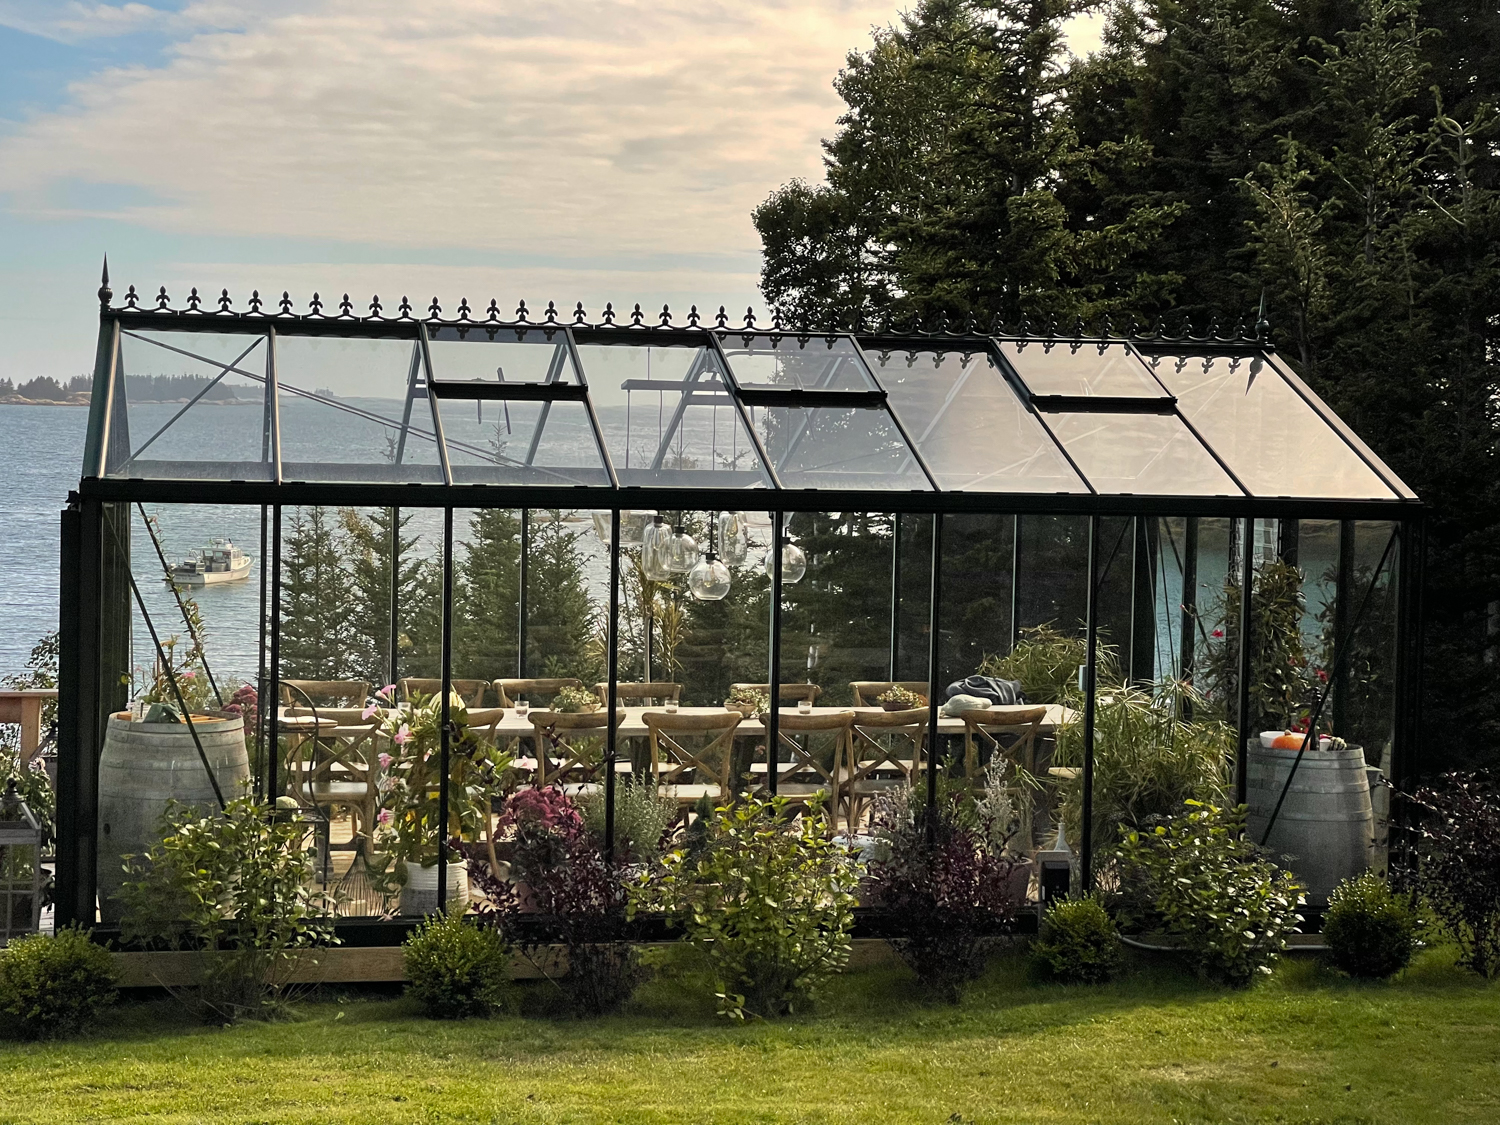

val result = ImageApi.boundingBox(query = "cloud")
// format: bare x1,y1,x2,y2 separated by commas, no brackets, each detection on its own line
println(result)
0,2,176,42
0,0,894,266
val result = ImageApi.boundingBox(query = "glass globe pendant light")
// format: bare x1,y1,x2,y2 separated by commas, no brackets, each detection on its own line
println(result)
716,510,750,565
665,524,698,574
592,509,655,549
762,539,807,585
687,550,732,601
641,515,674,582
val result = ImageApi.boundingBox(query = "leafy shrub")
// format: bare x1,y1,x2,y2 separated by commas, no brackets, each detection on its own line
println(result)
576,780,676,862
1403,771,1500,978
632,795,857,1019
979,623,1117,705
0,925,118,1040
1116,801,1303,987
474,786,649,1016
1322,873,1417,980
403,912,512,1018
1032,897,1124,984
118,790,338,1022
1198,558,1311,731
864,786,1027,1002
552,686,600,714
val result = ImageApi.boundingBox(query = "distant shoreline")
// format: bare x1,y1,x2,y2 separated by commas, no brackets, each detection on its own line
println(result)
0,397,253,407
0,396,91,406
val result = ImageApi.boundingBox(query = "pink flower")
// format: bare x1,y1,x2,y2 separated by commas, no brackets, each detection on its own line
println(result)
376,808,393,826
393,724,411,746
1211,628,1224,639
181,671,196,680
379,684,396,700
377,752,392,769
361,702,379,720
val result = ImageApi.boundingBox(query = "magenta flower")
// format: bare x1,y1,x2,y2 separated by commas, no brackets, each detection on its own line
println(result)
181,671,196,680
377,752,392,769
393,724,411,746
376,808,393,826
379,684,396,700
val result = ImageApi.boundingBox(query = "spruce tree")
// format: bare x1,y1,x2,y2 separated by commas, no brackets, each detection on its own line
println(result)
280,506,352,681
452,507,522,683
339,507,434,687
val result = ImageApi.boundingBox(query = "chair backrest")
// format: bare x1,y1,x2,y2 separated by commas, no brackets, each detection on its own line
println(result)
495,678,584,708
398,678,489,707
283,719,380,803
850,706,930,779
526,708,618,785
765,709,854,792
595,682,683,706
642,710,742,792
850,681,931,707
959,705,1049,777
280,680,369,708
729,682,823,704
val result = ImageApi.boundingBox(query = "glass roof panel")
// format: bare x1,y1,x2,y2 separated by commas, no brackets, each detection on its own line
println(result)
873,347,1087,493
574,341,771,489
999,339,1167,399
276,334,444,484
426,324,579,385
1041,410,1242,496
751,403,932,491
1148,352,1400,500
719,332,877,390
440,397,611,486
112,329,272,480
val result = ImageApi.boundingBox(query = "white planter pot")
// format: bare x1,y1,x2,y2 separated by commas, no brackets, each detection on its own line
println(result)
399,859,470,916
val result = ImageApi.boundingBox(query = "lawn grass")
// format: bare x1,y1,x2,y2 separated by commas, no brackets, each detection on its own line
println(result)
0,944,1496,1125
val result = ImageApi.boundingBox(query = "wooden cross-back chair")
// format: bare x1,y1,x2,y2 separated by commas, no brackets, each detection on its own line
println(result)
280,680,371,725
958,705,1049,779
398,678,489,708
846,707,929,832
758,710,854,825
642,710,742,811
283,718,382,862
849,681,931,708
728,682,823,704
526,709,622,792
495,678,584,708
595,682,683,707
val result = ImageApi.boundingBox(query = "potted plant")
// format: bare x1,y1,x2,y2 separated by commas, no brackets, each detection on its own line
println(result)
369,689,513,915
724,688,771,717
550,685,601,715
875,685,925,711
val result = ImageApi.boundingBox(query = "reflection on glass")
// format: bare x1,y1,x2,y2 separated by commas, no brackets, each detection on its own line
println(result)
1149,352,1399,500
999,340,1166,399
874,348,1086,492
575,342,769,488
426,325,578,384
275,335,443,484
114,330,272,480
439,397,610,486
753,404,932,490
719,332,878,390
1043,411,1240,495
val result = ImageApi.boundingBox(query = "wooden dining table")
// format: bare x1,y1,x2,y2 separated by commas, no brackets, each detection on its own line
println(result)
0,689,57,765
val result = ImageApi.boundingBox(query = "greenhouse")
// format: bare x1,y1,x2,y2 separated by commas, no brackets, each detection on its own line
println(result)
52,275,1423,949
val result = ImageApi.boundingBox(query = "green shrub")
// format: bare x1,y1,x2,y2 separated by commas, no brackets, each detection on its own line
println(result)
1116,801,1304,987
576,780,676,863
1322,873,1418,980
403,912,513,1019
0,926,118,1040
979,623,1118,705
631,795,857,1019
1032,897,1124,984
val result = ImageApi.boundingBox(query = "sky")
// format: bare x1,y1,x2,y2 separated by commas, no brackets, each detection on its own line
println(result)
0,1,1105,383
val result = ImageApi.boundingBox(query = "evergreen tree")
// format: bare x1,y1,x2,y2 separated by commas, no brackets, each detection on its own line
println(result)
280,506,352,681
452,507,522,683
340,507,435,688
523,511,602,684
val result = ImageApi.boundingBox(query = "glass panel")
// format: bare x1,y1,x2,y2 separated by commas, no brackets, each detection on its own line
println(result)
873,348,1086,492
1149,352,1398,500
440,398,611,486
114,329,272,480
275,335,443,484
1042,411,1241,496
575,341,770,488
720,332,878,390
753,403,932,490
426,325,579,385
999,339,1166,399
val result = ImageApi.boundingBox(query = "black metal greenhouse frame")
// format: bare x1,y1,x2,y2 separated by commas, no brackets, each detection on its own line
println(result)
53,271,1426,932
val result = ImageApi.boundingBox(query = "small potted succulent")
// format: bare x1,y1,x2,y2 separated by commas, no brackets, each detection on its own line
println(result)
725,688,772,717
552,685,601,714
876,685,926,711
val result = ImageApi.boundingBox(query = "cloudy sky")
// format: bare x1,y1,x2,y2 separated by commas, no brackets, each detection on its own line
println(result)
0,1,1102,381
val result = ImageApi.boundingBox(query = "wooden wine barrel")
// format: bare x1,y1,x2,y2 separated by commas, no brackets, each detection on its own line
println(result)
97,711,249,923
1246,743,1373,905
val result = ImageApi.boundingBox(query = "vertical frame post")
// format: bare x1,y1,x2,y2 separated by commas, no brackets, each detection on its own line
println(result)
388,506,400,688
257,504,269,799
925,512,943,822
1081,514,1100,893
1235,517,1256,805
54,501,93,926
1332,519,1355,736
1010,514,1022,652
1129,516,1157,684
605,510,621,859
267,505,283,807
437,506,454,914
1180,517,1199,683
519,509,530,678
889,512,900,680
767,512,784,797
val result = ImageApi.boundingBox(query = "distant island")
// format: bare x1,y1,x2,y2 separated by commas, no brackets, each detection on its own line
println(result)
0,373,244,406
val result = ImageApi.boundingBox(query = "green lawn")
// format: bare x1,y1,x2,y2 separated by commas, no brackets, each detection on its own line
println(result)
1,946,1496,1125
